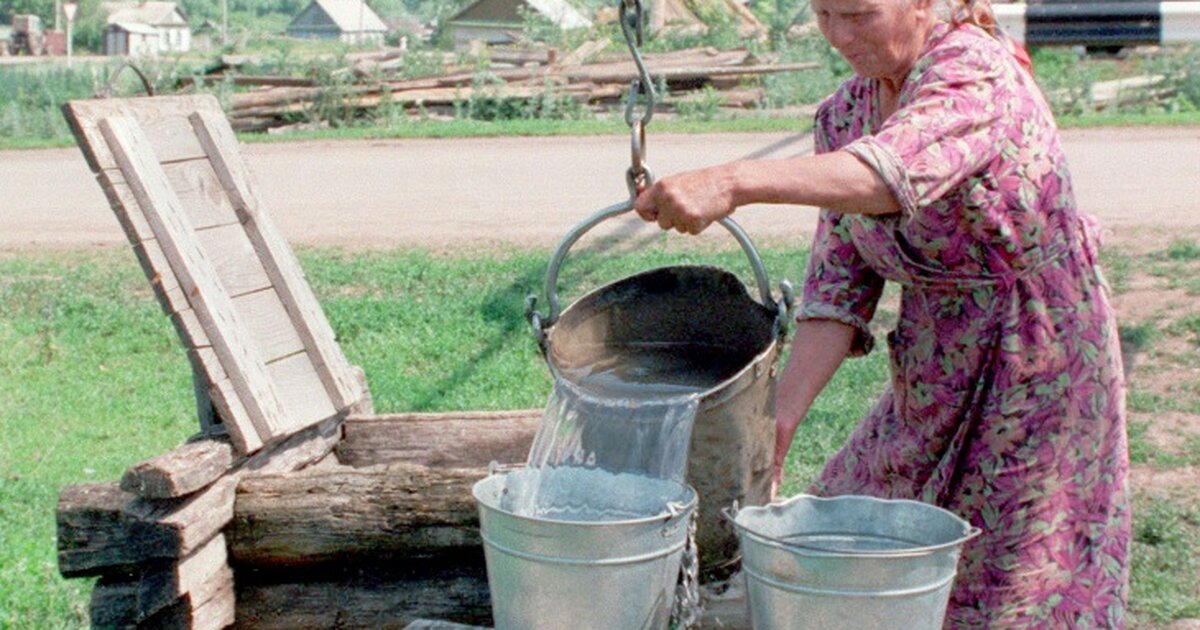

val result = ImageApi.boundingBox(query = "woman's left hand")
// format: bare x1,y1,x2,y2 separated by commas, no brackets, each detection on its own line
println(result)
633,163,739,235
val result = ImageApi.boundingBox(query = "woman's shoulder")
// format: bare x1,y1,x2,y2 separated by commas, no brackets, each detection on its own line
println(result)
914,23,1016,82
814,76,874,150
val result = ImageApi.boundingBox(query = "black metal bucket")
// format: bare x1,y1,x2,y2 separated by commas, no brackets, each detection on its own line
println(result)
527,201,792,577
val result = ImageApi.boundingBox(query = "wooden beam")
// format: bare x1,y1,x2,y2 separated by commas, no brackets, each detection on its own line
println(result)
57,416,341,577
233,557,492,629
88,534,229,624
336,410,540,468
120,438,235,499
230,463,485,567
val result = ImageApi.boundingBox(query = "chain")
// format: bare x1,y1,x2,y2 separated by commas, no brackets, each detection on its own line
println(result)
618,0,655,199
670,508,702,629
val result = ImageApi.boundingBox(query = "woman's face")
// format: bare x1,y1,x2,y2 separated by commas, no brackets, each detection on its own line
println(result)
812,0,935,83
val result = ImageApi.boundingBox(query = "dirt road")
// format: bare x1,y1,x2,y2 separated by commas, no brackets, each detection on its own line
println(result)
2,126,1197,252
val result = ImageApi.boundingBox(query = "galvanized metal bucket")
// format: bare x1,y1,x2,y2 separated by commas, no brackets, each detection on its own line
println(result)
473,467,698,630
526,202,793,577
726,494,981,630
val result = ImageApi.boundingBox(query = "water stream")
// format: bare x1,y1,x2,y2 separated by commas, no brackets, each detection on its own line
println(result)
503,344,737,628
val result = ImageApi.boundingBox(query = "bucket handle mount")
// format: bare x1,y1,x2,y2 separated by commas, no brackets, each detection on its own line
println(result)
526,200,793,347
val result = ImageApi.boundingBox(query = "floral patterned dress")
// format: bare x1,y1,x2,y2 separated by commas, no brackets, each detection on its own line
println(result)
798,23,1131,628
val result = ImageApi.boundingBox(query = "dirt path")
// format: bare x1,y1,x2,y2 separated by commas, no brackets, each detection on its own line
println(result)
2,126,1198,252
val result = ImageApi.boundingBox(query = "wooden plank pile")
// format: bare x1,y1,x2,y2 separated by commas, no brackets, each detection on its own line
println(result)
57,419,344,629
209,45,818,132
231,412,542,628
57,410,543,629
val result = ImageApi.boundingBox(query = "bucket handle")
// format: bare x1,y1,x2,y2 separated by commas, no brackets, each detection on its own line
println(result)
526,200,793,346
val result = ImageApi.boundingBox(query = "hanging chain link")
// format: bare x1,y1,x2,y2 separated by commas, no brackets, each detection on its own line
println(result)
669,507,702,629
618,0,655,199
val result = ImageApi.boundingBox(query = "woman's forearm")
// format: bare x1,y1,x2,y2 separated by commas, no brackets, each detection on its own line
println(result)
633,150,898,235
773,319,857,486
732,151,900,216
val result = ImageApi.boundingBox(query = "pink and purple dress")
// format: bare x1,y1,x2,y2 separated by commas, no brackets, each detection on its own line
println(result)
799,22,1131,628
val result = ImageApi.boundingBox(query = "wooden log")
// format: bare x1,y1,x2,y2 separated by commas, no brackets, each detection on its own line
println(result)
57,416,341,577
227,57,814,114
89,535,229,625
178,75,317,88
120,437,235,499
233,556,492,629
336,410,540,468
140,564,236,630
230,462,487,567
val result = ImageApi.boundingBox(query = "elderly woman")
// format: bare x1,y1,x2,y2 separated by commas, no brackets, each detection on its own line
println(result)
633,0,1130,626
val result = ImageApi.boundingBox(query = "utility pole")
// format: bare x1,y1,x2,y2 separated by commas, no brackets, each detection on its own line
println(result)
55,0,61,31
222,0,228,45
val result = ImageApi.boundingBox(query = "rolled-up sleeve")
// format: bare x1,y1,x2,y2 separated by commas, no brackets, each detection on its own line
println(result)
796,91,886,357
842,38,1007,218
798,209,884,357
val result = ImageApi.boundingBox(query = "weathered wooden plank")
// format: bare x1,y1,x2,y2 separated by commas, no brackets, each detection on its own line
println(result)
336,411,540,468
131,239,189,316
100,115,290,452
193,223,273,299
97,169,155,243
57,416,341,577
232,289,306,363
190,110,365,414
120,438,235,499
230,462,484,567
176,308,211,350
56,483,148,577
88,535,229,625
265,351,338,434
207,378,259,452
162,159,240,230
139,563,236,630
233,558,492,629
63,95,223,173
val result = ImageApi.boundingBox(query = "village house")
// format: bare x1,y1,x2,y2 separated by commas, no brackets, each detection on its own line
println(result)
286,0,388,46
102,1,190,56
444,0,591,48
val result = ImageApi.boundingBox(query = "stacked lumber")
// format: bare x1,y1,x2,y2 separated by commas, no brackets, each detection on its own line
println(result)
213,45,818,132
232,411,542,628
56,417,343,629
54,409,543,629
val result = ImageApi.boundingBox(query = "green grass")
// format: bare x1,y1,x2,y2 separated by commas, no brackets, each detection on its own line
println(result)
1131,497,1200,623
2,243,1197,627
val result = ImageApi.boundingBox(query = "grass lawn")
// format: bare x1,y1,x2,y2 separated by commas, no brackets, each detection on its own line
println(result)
2,237,1199,628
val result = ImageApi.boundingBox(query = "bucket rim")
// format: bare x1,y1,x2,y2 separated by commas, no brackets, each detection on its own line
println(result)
546,264,782,405
472,469,699,528
728,494,982,558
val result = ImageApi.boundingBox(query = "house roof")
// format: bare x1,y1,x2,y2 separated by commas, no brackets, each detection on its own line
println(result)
108,21,162,35
448,0,591,30
103,2,186,26
292,0,388,33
